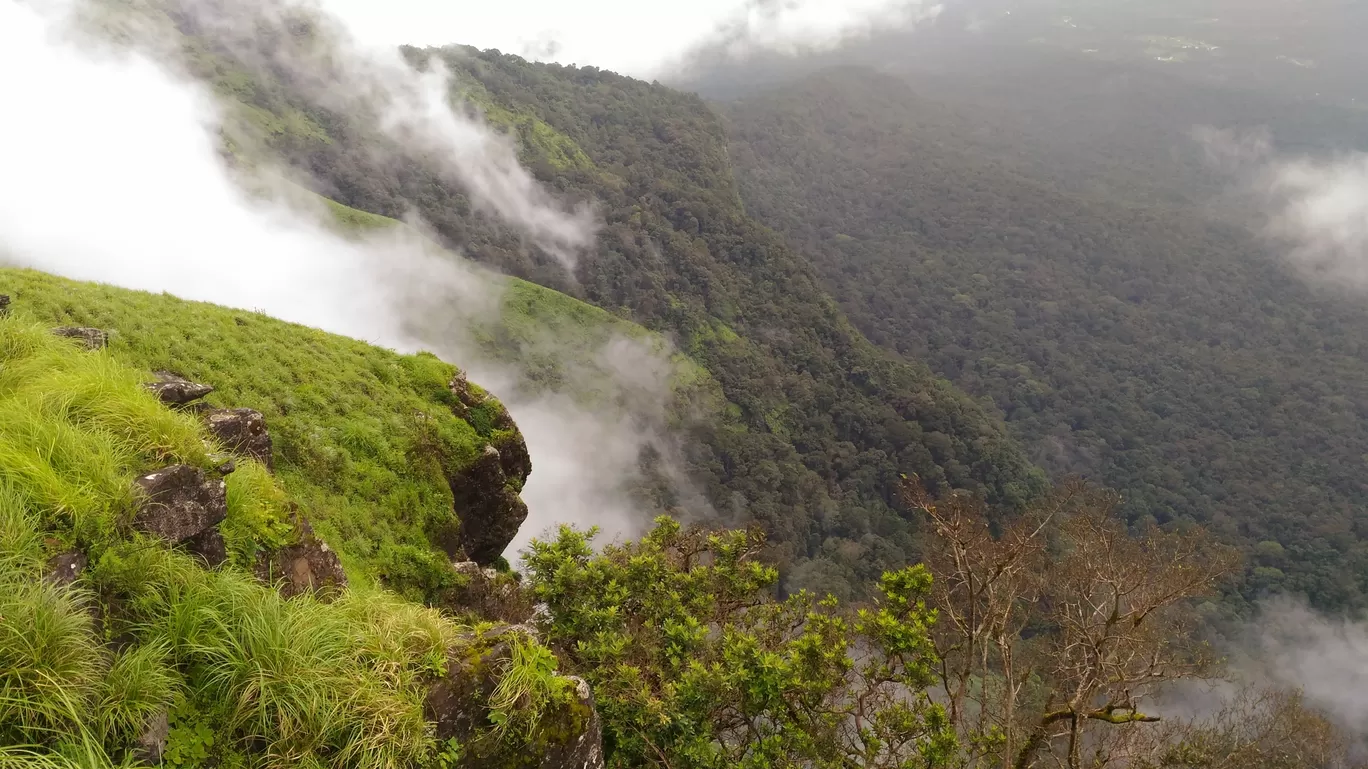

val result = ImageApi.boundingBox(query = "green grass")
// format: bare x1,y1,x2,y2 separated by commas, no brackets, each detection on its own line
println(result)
455,81,597,176
0,268,497,596
321,197,400,233
0,304,579,767
0,319,209,552
486,633,570,741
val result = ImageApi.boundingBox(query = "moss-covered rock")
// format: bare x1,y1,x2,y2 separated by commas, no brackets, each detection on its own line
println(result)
425,624,604,769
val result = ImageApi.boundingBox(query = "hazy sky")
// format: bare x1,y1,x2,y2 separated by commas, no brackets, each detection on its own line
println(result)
318,0,944,77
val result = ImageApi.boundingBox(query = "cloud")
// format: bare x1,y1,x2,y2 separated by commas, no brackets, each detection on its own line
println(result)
1244,597,1368,735
705,0,945,59
316,0,944,78
1196,126,1368,292
162,0,597,271
660,0,945,95
0,0,673,559
1264,154,1368,290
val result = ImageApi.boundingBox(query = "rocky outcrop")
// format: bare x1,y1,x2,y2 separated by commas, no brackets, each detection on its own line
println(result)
132,465,227,544
424,625,604,769
146,371,214,406
542,677,604,769
449,373,532,472
52,326,108,350
254,518,347,599
449,445,529,565
204,408,273,469
492,430,532,489
447,370,478,422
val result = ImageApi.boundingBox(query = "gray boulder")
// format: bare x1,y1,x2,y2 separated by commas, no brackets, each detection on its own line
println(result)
541,677,605,769
132,465,227,543
204,408,273,470
51,326,108,350
448,445,528,565
185,527,228,568
146,371,214,406
440,561,533,624
254,519,346,599
44,551,87,587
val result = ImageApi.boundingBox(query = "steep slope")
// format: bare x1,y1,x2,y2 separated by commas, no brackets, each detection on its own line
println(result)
0,267,529,600
112,2,1048,598
722,68,1368,609
0,291,599,768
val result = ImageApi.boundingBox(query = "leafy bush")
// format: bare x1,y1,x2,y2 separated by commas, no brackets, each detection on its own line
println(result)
524,517,957,769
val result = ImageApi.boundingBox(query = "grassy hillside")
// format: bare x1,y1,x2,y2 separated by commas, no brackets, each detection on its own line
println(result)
0,267,518,599
0,305,587,767
722,67,1368,609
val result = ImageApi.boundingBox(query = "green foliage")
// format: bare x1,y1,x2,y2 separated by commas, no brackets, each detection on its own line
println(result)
524,519,958,768
222,460,293,563
94,642,178,749
0,572,103,741
82,538,577,768
113,554,439,766
165,700,216,768
0,267,493,593
321,196,399,232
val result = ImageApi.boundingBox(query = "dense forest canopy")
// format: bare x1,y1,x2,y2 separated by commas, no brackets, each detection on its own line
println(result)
721,63,1368,610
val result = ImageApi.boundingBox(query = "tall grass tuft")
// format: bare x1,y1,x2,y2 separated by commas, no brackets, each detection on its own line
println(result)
0,315,207,549
488,632,572,740
102,547,449,768
94,641,178,747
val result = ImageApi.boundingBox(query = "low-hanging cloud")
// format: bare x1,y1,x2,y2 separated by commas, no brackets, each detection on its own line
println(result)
1226,597,1368,746
1265,154,1368,290
154,0,596,271
0,0,674,559
1196,126,1368,292
662,0,945,96
704,0,945,59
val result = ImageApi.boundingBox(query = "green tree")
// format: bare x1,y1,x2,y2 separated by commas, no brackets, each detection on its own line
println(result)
523,517,958,769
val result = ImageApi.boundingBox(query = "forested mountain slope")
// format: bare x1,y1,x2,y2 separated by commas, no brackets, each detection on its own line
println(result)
118,2,1047,597
723,67,1368,609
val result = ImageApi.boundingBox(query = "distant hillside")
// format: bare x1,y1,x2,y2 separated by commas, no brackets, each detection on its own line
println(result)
111,0,1048,599
722,67,1368,610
